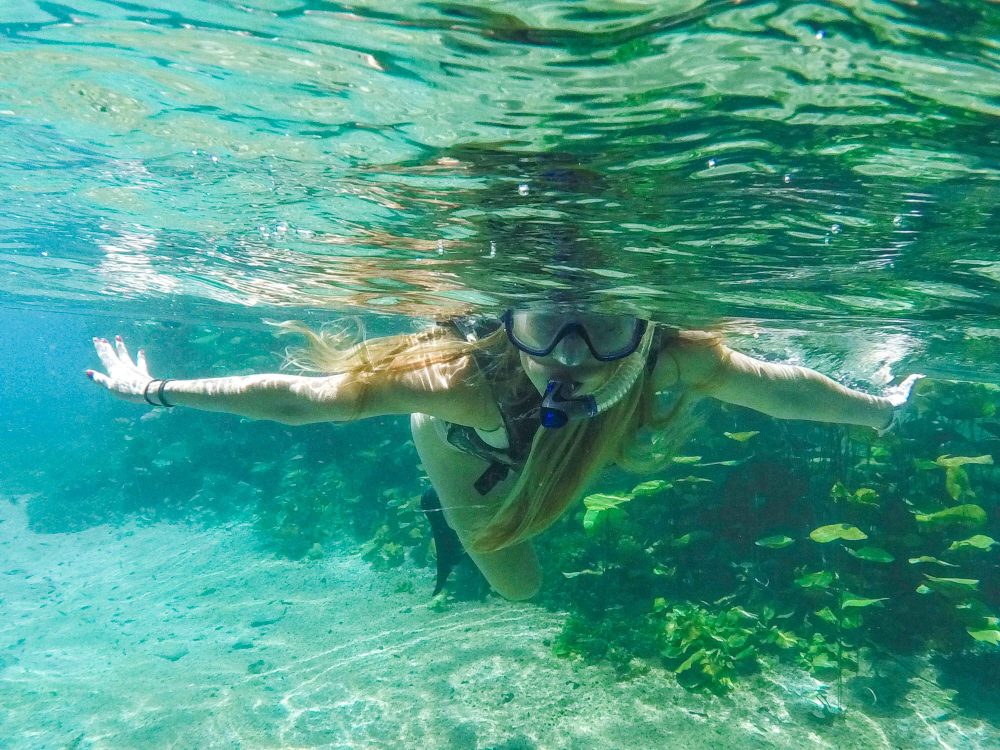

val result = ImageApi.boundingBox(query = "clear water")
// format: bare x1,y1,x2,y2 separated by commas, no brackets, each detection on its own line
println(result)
1,1,999,748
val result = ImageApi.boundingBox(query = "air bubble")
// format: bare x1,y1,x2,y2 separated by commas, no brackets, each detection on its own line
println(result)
518,184,529,196
707,159,716,168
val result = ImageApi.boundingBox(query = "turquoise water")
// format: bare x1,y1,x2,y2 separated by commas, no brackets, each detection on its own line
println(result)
1,1,999,748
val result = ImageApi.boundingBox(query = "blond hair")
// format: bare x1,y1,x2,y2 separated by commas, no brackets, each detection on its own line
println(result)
276,318,703,552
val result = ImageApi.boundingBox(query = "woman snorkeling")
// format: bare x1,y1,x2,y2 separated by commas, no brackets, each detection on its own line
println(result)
87,307,919,600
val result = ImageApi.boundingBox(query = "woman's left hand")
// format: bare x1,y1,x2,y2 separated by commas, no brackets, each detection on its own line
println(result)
87,336,156,404
878,373,926,435
884,373,924,407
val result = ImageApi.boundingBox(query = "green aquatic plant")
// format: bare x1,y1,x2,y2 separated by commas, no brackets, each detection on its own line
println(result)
656,601,763,694
796,570,835,589
916,454,994,502
844,546,894,563
255,464,343,559
582,492,631,535
908,555,959,568
917,575,980,598
809,523,868,543
755,534,795,549
947,534,997,552
358,488,429,570
914,504,988,530
829,482,880,508
724,431,759,442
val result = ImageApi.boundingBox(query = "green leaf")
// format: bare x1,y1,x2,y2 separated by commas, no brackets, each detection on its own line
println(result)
830,483,879,507
841,594,888,608
815,607,838,625
671,531,712,548
967,629,1000,645
851,488,880,507
755,535,795,549
796,570,834,589
845,546,894,563
582,493,631,533
924,575,980,587
947,535,997,552
809,523,868,543
583,492,631,512
583,506,626,534
908,556,959,568
631,480,671,497
771,629,798,649
915,504,987,529
724,431,759,442
830,482,851,502
812,653,837,669
920,575,980,597
674,648,706,674
934,454,994,468
945,466,970,501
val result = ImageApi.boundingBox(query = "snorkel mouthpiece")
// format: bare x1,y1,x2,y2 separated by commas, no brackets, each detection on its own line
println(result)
536,324,655,430
540,380,597,430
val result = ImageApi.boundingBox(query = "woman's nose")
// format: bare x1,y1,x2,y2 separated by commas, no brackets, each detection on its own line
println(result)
550,333,590,366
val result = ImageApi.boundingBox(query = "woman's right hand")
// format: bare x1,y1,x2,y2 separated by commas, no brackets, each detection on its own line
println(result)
87,336,157,403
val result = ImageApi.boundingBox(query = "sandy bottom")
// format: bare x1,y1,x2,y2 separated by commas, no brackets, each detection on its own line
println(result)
0,496,995,750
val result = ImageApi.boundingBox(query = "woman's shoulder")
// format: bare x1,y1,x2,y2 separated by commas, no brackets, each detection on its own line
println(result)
653,328,727,390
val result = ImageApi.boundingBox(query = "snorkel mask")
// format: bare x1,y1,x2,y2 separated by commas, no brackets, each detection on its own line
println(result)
502,309,654,429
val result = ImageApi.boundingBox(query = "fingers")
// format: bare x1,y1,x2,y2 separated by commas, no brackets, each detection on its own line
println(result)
94,335,147,373
93,337,119,372
86,369,111,389
114,335,132,364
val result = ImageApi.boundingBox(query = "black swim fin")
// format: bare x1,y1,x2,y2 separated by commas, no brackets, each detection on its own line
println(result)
420,488,467,596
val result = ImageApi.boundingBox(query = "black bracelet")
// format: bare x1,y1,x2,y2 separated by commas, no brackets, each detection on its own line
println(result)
143,380,159,407
157,379,175,408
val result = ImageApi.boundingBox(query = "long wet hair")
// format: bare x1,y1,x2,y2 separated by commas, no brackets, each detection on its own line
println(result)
276,317,710,552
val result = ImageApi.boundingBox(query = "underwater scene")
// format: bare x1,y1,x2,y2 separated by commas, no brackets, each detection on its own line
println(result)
2,0,999,748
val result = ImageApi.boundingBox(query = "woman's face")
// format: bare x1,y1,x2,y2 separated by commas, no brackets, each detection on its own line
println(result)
510,312,626,396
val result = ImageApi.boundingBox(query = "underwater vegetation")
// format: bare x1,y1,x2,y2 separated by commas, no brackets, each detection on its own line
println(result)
539,378,999,695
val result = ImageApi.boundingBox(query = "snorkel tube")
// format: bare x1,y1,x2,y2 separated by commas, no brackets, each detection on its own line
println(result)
539,326,654,429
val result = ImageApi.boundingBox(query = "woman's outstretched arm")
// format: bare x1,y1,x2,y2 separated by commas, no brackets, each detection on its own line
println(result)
86,335,497,427
656,334,911,430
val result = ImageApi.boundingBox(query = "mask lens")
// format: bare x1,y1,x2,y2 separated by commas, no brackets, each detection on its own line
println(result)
507,310,644,360
577,314,640,357
509,311,563,352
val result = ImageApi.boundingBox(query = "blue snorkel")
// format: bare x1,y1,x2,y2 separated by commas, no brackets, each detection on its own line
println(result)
538,325,654,429
540,380,597,429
